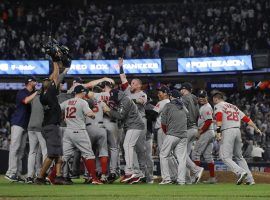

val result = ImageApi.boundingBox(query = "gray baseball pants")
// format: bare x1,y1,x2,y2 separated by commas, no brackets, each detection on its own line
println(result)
220,128,254,183
6,125,27,177
104,120,121,174
160,135,187,184
123,129,146,176
192,130,215,163
186,127,202,175
157,128,178,180
27,131,47,177
62,129,95,177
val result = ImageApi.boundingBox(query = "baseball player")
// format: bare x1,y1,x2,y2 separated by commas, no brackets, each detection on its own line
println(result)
60,85,103,185
26,94,47,184
153,85,178,181
180,82,204,184
103,89,146,184
85,89,109,183
5,76,37,183
192,90,216,184
90,82,122,183
160,90,188,185
118,58,151,183
212,91,261,185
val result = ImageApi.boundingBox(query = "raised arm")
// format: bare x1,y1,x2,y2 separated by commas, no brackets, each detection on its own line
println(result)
83,77,115,89
58,67,70,84
119,58,128,84
49,62,60,85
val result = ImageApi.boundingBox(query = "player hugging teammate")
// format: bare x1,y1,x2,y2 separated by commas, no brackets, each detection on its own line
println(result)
5,51,262,185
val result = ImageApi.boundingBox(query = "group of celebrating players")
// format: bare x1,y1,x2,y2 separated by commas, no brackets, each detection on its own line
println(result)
4,50,262,185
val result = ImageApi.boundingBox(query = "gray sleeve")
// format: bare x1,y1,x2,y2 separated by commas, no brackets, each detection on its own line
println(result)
82,100,92,115
161,104,168,125
182,96,189,108
109,99,130,120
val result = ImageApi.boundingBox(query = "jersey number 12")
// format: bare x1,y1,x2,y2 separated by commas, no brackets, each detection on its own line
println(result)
66,107,76,118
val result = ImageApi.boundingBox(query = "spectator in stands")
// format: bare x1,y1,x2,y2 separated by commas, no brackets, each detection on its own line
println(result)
1,0,270,59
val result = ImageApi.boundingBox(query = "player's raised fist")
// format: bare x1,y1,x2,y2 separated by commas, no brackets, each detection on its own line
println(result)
118,57,123,67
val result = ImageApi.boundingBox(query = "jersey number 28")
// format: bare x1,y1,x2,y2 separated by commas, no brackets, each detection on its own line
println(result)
226,111,239,121
66,107,76,118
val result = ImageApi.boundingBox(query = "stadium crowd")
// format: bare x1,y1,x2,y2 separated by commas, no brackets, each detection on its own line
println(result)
1,0,270,59
1,87,269,162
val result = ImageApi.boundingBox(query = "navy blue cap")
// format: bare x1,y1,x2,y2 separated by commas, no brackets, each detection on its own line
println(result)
24,76,37,84
198,90,207,98
171,89,181,99
180,82,192,91
74,85,87,94
157,86,170,94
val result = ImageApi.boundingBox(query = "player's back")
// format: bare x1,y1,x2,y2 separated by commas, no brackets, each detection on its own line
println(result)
86,99,105,124
62,97,88,130
214,101,245,130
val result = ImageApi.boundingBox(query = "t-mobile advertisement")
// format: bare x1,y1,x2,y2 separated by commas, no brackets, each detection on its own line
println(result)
67,59,162,75
178,55,253,73
0,60,49,75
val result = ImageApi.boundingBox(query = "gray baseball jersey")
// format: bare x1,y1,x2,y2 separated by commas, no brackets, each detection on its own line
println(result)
28,95,44,132
182,93,200,128
198,103,214,130
161,99,188,138
214,101,245,131
153,99,170,129
86,99,106,124
60,97,92,130
122,85,147,117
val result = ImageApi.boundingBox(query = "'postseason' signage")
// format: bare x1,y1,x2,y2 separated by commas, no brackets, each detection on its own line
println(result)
68,59,162,75
0,60,49,75
178,55,253,72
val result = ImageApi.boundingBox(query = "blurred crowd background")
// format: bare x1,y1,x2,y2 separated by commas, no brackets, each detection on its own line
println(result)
0,0,270,60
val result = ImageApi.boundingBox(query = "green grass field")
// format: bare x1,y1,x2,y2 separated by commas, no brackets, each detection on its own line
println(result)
0,176,269,200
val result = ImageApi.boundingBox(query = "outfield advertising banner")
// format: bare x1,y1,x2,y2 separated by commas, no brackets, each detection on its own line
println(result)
68,59,162,75
0,60,49,75
178,55,253,72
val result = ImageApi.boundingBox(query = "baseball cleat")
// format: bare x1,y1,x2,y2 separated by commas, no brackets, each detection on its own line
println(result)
236,172,248,185
120,174,135,183
194,167,204,184
26,177,34,184
35,177,47,185
4,175,18,182
107,173,117,184
203,177,217,184
159,180,173,185
92,178,103,185
100,174,108,183
63,178,74,185
46,175,55,185
54,176,71,185
129,175,144,184
83,178,92,184
16,176,25,183
245,181,255,185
